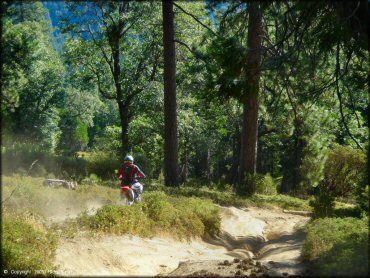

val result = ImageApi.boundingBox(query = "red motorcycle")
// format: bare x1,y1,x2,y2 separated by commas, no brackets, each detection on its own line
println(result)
120,185,135,205
120,180,143,206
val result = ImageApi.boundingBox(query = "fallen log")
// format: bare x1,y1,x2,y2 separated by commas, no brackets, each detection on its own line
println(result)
43,179,77,190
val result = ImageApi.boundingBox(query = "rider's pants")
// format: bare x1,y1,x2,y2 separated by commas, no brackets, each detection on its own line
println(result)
131,182,143,197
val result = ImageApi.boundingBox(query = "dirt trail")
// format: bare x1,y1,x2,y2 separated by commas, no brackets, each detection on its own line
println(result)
54,206,310,277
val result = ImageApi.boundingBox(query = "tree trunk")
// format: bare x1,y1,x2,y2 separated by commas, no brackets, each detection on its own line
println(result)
280,118,307,194
113,3,129,158
207,148,212,182
162,0,179,187
118,102,129,156
237,3,262,195
226,125,240,185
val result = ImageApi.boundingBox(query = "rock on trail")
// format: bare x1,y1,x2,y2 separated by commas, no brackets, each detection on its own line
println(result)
54,206,310,277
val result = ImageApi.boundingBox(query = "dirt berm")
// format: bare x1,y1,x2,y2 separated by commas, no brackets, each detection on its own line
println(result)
54,206,310,277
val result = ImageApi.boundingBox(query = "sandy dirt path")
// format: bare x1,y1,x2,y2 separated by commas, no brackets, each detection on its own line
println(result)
53,206,310,277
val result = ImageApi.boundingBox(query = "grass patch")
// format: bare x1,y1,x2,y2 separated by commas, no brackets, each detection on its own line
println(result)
2,176,118,218
152,184,312,211
2,210,58,274
302,216,368,277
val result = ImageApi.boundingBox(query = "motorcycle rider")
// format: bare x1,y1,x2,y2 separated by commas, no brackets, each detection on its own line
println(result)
118,155,146,201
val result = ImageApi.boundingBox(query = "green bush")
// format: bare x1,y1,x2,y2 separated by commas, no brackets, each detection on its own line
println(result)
255,173,277,195
322,144,366,197
309,186,335,218
78,204,152,237
302,217,368,277
184,198,221,236
2,212,58,273
309,145,367,218
1,142,88,179
75,192,221,240
81,173,102,185
86,151,121,180
357,184,369,212
141,191,170,221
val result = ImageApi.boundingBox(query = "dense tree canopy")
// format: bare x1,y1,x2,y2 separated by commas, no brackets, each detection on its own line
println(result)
1,1,368,197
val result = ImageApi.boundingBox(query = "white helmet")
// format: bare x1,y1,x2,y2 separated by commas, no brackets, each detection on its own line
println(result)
124,155,134,164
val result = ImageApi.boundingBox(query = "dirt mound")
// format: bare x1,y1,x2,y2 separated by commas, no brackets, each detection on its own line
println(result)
54,235,233,276
54,206,310,276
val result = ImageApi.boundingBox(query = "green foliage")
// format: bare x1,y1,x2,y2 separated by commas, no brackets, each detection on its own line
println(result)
357,185,369,212
160,184,311,211
2,2,66,152
302,217,368,277
255,173,277,195
333,205,363,218
92,125,121,153
1,142,88,179
81,173,102,185
2,0,368,210
78,204,152,237
322,144,366,197
76,192,221,240
310,145,367,218
57,115,91,155
2,211,58,273
309,186,335,218
86,151,121,180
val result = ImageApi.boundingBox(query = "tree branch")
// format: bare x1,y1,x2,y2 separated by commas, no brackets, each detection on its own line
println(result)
84,62,116,100
173,2,218,37
87,24,114,75
335,43,363,149
174,39,208,63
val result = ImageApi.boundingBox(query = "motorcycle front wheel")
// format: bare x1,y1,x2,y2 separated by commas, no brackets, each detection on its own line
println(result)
120,189,135,206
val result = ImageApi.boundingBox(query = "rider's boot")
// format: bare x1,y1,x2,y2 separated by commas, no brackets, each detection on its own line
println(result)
135,193,142,202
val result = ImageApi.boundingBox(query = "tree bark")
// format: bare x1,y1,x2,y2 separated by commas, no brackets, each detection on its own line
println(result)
118,102,129,156
226,124,240,185
162,0,179,186
280,117,307,194
237,3,262,195
112,3,129,157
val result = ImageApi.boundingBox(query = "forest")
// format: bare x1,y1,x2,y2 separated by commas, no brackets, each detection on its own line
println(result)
1,1,369,277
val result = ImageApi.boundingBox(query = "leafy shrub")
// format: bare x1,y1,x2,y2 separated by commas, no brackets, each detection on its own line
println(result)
1,142,88,179
333,205,363,218
255,173,277,195
30,164,48,177
184,198,221,236
55,155,88,179
76,192,221,240
322,144,366,197
141,191,170,221
86,151,121,180
2,212,58,273
81,173,101,185
358,185,369,212
92,125,121,153
309,145,367,218
78,204,152,237
309,186,335,218
302,217,368,277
